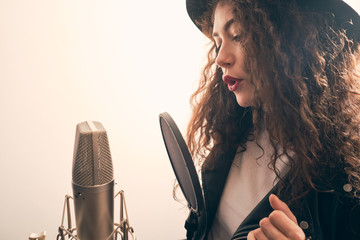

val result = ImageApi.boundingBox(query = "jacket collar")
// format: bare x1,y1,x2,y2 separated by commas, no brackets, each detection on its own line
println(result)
199,146,317,239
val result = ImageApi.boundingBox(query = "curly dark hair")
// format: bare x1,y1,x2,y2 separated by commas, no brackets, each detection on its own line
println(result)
186,0,360,202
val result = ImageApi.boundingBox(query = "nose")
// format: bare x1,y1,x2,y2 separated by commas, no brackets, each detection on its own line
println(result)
215,43,235,69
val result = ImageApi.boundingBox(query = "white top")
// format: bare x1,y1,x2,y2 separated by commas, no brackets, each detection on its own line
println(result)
208,129,290,239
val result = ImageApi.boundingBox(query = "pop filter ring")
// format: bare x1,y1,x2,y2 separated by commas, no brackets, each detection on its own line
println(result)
159,112,204,215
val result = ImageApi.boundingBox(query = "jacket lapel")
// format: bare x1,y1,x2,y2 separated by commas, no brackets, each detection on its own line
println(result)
201,148,237,237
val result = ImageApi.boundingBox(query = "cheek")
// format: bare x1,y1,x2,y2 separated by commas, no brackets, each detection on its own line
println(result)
234,45,246,59
234,50,247,70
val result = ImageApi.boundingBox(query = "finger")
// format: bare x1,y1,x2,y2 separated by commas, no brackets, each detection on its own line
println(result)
247,228,268,240
253,228,269,240
247,230,256,240
269,194,297,224
259,217,285,240
268,210,305,240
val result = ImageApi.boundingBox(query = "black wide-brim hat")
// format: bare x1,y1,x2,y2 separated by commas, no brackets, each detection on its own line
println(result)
186,0,360,42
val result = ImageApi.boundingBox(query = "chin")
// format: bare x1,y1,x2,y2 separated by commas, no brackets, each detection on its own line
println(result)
235,91,255,107
237,102,251,108
235,97,254,108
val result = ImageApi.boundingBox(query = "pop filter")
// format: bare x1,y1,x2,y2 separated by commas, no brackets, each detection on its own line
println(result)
159,112,204,216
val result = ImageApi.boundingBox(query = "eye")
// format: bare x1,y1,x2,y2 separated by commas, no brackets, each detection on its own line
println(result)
232,34,242,42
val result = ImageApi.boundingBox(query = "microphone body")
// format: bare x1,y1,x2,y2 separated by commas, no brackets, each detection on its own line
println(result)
72,121,114,240
72,181,114,240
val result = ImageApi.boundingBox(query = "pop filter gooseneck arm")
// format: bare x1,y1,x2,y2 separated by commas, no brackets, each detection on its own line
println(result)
159,112,205,239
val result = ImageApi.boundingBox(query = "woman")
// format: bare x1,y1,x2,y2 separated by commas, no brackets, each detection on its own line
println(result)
184,0,360,239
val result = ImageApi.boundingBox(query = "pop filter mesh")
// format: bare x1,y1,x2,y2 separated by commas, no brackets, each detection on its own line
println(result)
160,117,197,209
159,113,203,213
72,121,114,186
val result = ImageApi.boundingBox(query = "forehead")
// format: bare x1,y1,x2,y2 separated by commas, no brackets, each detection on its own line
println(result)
213,3,236,34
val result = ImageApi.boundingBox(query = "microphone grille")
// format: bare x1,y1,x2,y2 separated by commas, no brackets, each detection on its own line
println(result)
72,121,114,186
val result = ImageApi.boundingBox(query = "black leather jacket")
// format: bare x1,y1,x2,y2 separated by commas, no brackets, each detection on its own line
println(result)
188,148,360,240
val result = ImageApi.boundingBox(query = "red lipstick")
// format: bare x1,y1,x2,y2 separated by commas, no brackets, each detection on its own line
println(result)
223,75,243,92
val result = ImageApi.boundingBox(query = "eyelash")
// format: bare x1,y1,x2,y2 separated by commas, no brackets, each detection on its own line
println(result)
215,45,221,53
232,35,242,42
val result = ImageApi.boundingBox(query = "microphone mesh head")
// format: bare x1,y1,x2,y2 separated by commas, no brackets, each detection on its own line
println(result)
72,121,114,186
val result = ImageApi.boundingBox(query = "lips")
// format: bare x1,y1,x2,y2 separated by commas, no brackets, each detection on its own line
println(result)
223,75,243,92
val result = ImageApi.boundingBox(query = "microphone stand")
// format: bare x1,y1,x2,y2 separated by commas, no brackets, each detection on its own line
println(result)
57,191,136,240
57,195,77,240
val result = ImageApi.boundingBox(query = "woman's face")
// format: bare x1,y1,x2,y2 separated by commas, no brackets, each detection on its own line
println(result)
213,3,255,107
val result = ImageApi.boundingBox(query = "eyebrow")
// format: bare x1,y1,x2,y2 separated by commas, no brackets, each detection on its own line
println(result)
212,18,235,37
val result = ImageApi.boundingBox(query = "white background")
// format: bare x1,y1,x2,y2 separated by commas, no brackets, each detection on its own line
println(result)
0,0,358,239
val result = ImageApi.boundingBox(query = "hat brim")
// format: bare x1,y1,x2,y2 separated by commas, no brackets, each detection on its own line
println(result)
186,0,360,42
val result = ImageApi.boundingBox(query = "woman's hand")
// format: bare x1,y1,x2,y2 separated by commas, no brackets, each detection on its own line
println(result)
247,194,305,240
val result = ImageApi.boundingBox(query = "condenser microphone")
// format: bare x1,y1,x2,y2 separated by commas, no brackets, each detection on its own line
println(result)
72,121,115,240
